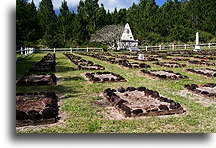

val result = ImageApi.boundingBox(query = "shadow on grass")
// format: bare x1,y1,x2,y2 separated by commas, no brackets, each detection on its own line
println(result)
63,76,85,81
16,54,44,78
56,65,77,72
16,84,82,99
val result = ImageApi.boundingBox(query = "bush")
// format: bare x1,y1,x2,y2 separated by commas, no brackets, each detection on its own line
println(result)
198,30,214,43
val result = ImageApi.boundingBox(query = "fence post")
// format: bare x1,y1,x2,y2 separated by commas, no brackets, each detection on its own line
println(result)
159,45,162,50
21,47,23,55
184,44,187,49
70,47,72,53
208,43,211,49
172,44,175,50
145,46,148,51
54,48,56,53
87,47,89,52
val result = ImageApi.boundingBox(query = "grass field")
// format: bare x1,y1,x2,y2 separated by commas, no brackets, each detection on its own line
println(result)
16,50,215,133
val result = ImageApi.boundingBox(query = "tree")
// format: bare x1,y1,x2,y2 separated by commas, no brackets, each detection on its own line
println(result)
16,0,40,49
59,0,70,44
37,0,58,47
16,0,28,49
90,25,124,48
25,1,41,44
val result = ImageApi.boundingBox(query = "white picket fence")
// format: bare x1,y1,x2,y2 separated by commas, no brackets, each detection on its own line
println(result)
16,43,215,62
16,47,103,62
16,47,35,62
36,47,104,53
139,43,216,51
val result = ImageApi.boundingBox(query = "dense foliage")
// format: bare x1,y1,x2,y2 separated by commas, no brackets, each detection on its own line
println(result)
16,0,216,49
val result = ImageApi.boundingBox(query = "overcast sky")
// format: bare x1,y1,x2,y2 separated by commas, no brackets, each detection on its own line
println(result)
28,0,167,13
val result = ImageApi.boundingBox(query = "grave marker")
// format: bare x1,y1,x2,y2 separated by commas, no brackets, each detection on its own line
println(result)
194,32,200,51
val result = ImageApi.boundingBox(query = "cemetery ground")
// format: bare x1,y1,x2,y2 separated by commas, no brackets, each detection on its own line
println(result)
16,50,215,133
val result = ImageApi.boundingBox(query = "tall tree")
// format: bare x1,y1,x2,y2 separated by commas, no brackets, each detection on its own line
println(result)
75,0,101,45
25,1,41,44
16,0,28,49
16,0,40,49
37,0,58,47
59,0,70,44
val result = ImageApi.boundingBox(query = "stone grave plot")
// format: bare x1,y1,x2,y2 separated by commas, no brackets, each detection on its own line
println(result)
103,87,185,117
63,53,105,70
16,92,59,126
63,53,83,64
194,56,216,61
140,70,189,80
153,62,187,68
76,53,120,65
16,73,58,86
184,83,215,99
77,64,105,70
118,60,151,69
186,68,216,78
84,72,127,83
107,53,156,61
135,57,158,62
188,60,215,66
75,58,105,70
29,53,56,73
162,57,190,61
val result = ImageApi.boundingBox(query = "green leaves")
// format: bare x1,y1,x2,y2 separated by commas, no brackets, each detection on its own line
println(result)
16,0,215,49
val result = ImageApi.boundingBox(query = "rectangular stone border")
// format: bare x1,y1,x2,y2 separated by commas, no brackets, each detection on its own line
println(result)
82,72,127,84
29,53,56,73
16,74,58,86
185,68,216,78
103,87,185,118
153,62,187,68
16,92,59,127
184,83,215,99
63,53,106,70
140,70,189,80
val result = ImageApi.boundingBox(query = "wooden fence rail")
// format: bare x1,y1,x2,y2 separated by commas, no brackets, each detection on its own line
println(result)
16,43,215,62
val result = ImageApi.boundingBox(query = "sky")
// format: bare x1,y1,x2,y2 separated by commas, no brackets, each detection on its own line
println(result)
27,0,167,14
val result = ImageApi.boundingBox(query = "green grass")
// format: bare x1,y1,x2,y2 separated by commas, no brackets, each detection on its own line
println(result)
16,51,216,133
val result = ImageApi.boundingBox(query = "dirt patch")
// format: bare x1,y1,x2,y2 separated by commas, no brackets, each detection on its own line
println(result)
16,74,61,86
153,62,186,68
82,72,127,84
96,93,186,120
177,90,215,107
184,83,215,99
140,70,188,80
16,92,59,127
102,87,185,118
186,68,216,77
16,100,68,131
188,60,215,66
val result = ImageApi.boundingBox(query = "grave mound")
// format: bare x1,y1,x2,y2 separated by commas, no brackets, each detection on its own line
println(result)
103,87,185,117
184,83,215,99
29,53,56,73
16,92,59,126
84,72,127,83
119,60,151,69
186,68,216,78
64,53,105,70
17,74,57,86
188,60,215,66
153,62,186,68
140,70,189,80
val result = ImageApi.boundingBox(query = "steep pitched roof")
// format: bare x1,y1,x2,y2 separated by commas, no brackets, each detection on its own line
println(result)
120,23,135,41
